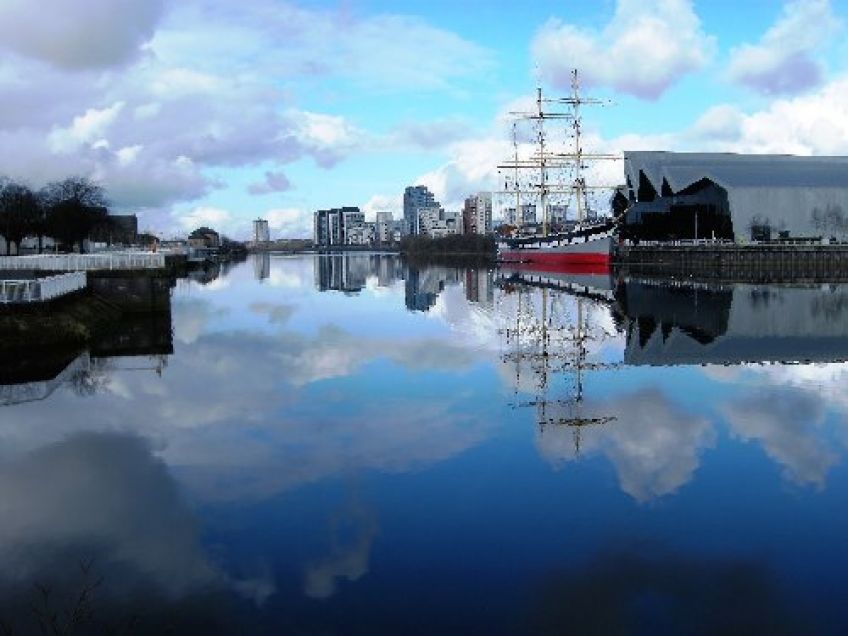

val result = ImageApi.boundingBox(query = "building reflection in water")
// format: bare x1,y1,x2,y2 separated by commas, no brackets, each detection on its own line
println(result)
618,278,848,365
253,252,270,281
405,266,462,312
499,267,848,369
313,253,495,312
0,301,174,407
315,253,370,293
497,266,848,499
2,256,848,630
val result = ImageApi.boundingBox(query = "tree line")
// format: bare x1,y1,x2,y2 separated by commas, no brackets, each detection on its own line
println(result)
400,233,496,257
0,176,109,255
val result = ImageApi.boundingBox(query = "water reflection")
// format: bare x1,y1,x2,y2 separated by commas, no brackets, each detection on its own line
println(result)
254,252,270,281
0,432,271,634
303,492,378,600
314,253,494,311
1,254,848,632
0,310,172,407
532,549,815,635
498,267,848,498
619,278,848,365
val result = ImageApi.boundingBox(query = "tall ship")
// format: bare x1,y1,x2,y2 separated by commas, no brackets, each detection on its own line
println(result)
497,70,623,267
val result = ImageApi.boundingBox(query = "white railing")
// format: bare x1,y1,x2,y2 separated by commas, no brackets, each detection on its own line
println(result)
0,252,166,271
0,272,87,304
623,239,735,247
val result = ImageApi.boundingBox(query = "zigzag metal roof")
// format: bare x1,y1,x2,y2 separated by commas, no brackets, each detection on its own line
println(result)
624,151,848,192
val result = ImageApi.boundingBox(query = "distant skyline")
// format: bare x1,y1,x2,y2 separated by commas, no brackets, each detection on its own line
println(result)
1,0,846,238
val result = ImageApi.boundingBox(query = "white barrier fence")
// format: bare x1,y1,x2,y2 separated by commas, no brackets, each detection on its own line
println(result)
0,252,166,271
0,272,87,304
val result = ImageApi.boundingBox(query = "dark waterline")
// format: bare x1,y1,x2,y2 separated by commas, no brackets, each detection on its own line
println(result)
1,252,847,634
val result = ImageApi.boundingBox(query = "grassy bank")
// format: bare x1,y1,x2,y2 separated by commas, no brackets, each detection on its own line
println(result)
0,292,123,351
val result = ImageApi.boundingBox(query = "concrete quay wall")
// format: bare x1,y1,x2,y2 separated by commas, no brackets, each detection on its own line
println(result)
616,244,848,282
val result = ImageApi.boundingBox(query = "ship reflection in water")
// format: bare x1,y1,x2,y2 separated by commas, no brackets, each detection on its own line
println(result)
499,263,848,497
1,253,848,633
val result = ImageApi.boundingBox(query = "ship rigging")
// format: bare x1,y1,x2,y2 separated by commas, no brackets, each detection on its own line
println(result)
497,70,626,266
498,272,620,456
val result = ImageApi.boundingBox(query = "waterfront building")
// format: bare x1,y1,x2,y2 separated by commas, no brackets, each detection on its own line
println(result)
376,211,394,243
416,207,462,238
463,192,493,235
623,151,848,242
404,185,437,235
345,221,376,246
342,210,365,244
187,227,220,248
253,218,270,243
89,214,138,246
548,204,568,225
313,206,362,247
504,204,537,226
389,220,404,243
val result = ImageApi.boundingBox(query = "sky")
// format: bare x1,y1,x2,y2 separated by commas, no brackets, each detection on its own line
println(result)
1,0,847,239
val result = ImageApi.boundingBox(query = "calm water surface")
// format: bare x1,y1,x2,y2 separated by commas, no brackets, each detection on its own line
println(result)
2,252,848,634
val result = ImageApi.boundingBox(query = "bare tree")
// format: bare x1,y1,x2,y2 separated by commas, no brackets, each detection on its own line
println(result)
42,177,108,253
0,179,39,255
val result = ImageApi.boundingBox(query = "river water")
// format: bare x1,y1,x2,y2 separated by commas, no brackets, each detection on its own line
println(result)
2,252,848,634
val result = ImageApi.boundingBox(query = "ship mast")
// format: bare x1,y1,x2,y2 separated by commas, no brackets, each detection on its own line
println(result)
512,123,522,231
572,70,585,224
537,87,550,236
497,70,618,235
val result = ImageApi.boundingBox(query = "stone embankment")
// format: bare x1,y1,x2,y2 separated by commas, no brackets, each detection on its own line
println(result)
0,252,178,352
617,243,848,283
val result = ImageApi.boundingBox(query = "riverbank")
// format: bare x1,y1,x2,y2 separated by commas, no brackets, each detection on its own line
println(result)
0,269,174,352
617,243,848,282
400,235,496,262
0,291,122,351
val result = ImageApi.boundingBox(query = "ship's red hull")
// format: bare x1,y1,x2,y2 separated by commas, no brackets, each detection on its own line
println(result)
499,250,611,266
501,259,611,275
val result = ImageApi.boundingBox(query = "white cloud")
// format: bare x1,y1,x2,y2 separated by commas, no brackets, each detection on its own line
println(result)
116,144,143,165
361,194,402,220
727,0,841,96
248,170,292,195
416,137,508,209
722,387,837,486
293,111,365,168
694,75,848,155
48,101,125,153
150,67,228,98
303,501,377,599
154,2,493,92
0,0,165,69
532,0,715,100
691,104,745,141
0,0,491,235
178,206,232,231
536,389,714,502
388,117,472,150
0,433,218,597
266,207,312,238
